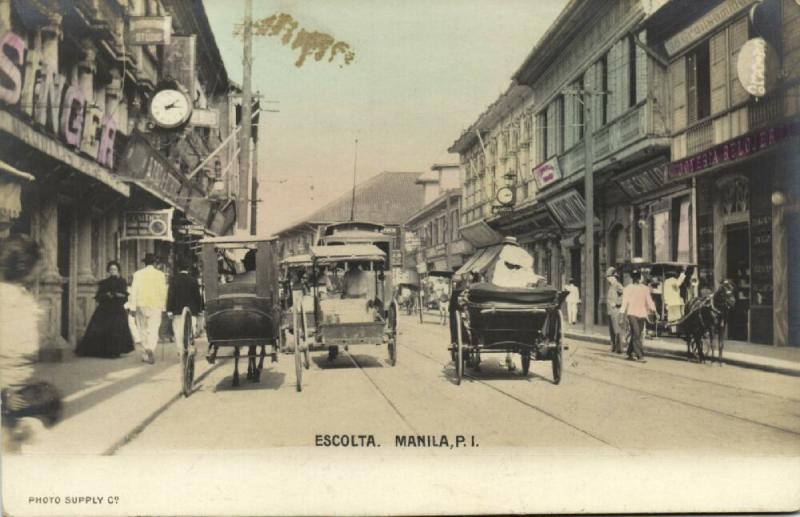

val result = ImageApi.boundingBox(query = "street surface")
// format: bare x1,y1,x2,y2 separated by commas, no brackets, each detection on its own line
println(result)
117,314,800,456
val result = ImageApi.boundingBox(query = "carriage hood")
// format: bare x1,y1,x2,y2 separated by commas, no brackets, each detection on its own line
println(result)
454,239,543,288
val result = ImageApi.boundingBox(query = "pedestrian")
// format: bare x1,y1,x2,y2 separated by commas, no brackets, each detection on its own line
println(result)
662,269,686,322
128,252,168,364
605,267,624,353
75,260,134,358
564,278,580,325
620,268,656,362
166,258,204,359
0,234,60,451
438,287,449,325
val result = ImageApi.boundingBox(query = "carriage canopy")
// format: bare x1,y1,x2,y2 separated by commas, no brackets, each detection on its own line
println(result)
310,244,386,264
454,237,542,288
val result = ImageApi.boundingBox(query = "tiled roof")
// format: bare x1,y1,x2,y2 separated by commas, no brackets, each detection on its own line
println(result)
276,171,425,235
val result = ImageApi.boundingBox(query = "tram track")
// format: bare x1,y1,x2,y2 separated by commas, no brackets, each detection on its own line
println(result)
399,336,800,442
395,343,622,451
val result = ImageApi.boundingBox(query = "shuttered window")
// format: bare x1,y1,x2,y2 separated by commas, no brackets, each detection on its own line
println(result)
628,34,637,108
709,30,728,115
670,56,687,131
557,95,565,154
599,55,609,126
728,16,750,106
546,102,557,158
686,40,710,123
536,111,547,164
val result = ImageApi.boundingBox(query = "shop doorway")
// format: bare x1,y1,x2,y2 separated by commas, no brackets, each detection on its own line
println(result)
726,223,749,341
57,207,71,341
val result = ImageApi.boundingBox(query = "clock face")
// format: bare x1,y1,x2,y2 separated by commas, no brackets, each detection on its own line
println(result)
496,187,515,206
149,89,193,129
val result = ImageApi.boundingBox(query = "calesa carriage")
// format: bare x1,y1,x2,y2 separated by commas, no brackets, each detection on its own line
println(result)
291,243,398,369
451,238,568,385
196,235,289,391
279,253,313,391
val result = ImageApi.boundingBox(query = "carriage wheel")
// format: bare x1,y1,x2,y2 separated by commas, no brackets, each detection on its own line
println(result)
181,308,195,398
521,352,531,375
388,302,398,367
300,307,311,369
294,325,303,392
551,310,564,385
455,311,464,385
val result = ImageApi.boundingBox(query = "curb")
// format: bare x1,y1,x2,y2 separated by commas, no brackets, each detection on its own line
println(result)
565,332,800,377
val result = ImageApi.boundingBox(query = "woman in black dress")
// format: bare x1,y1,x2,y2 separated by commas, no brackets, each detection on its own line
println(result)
75,261,134,358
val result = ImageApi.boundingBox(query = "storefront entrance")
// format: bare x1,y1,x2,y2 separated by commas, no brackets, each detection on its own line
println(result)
726,223,749,341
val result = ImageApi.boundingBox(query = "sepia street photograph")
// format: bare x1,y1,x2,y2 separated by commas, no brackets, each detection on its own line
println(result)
1,0,799,514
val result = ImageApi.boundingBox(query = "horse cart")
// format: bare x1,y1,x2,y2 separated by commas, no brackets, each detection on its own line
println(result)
279,253,313,390
292,244,398,367
450,238,568,385
197,236,290,391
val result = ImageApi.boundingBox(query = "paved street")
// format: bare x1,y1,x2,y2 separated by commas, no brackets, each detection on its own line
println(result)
116,313,800,456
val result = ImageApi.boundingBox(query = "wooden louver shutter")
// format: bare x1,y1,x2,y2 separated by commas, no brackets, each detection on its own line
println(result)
709,30,728,115
670,56,688,131
729,16,750,106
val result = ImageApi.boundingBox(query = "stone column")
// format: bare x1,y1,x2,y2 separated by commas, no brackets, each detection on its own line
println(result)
36,195,66,362
550,239,561,290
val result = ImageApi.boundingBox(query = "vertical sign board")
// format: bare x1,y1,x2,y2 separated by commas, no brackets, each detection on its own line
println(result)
163,35,196,100
695,177,715,291
117,131,185,209
750,170,773,343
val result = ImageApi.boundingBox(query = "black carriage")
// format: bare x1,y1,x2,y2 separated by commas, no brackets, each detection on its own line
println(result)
450,238,567,385
198,236,289,390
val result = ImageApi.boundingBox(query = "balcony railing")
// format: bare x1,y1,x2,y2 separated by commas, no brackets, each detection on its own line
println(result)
686,119,713,156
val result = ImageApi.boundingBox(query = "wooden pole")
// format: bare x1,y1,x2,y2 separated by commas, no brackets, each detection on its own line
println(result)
583,89,595,333
238,0,253,230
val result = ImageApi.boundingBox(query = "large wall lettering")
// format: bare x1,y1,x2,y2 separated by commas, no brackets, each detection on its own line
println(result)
0,30,117,169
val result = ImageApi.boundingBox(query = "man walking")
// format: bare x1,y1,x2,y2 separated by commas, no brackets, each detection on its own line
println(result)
620,269,656,362
605,267,624,353
129,253,167,364
166,258,204,359
564,278,580,325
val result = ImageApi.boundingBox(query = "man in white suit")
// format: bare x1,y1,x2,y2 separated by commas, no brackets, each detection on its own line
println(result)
129,253,167,364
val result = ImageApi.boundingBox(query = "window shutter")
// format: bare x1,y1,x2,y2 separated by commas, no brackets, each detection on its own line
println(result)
547,101,557,158
686,51,698,124
618,38,629,116
670,56,687,131
636,33,648,104
729,16,749,106
710,30,728,115
583,65,596,131
564,88,575,149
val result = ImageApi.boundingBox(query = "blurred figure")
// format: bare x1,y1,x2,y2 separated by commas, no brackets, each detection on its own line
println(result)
662,269,686,322
605,267,624,353
564,278,580,325
0,235,60,451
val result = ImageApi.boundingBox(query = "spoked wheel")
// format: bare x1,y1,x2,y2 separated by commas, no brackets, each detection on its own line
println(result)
455,311,464,385
293,308,302,392
181,308,195,397
387,302,398,366
551,310,564,385
300,308,311,369
521,352,531,375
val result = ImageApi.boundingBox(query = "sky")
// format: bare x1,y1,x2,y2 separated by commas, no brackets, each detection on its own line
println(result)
204,0,567,235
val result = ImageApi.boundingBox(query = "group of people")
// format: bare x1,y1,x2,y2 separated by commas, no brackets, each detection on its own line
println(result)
76,252,204,364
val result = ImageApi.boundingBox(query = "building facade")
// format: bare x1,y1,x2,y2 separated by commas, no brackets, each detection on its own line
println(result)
648,0,800,345
0,0,244,359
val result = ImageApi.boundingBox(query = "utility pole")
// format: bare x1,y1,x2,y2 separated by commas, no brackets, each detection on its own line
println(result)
583,89,595,334
349,138,358,221
238,0,253,231
250,106,259,235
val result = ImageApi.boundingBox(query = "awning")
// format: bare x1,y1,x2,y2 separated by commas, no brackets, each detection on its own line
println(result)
0,159,34,219
454,244,503,280
459,219,503,247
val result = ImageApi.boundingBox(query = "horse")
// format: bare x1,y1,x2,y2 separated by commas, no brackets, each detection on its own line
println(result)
677,280,737,364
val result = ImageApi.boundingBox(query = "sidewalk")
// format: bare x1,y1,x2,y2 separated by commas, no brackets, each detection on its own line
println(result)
10,340,209,455
564,322,800,376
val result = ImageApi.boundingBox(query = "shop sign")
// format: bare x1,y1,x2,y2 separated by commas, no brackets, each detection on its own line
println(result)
117,131,185,207
669,122,800,180
163,35,196,97
176,224,205,236
190,109,219,128
545,190,599,230
127,16,173,46
391,250,403,267
618,163,667,198
736,38,779,98
122,209,174,241
0,31,117,168
404,231,420,251
664,0,753,56
530,158,562,190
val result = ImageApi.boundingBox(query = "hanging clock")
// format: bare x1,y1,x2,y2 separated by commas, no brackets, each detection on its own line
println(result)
149,82,193,130
496,186,515,207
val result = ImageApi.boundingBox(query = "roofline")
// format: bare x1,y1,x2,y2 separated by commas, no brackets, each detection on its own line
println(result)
405,189,462,227
430,163,460,171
